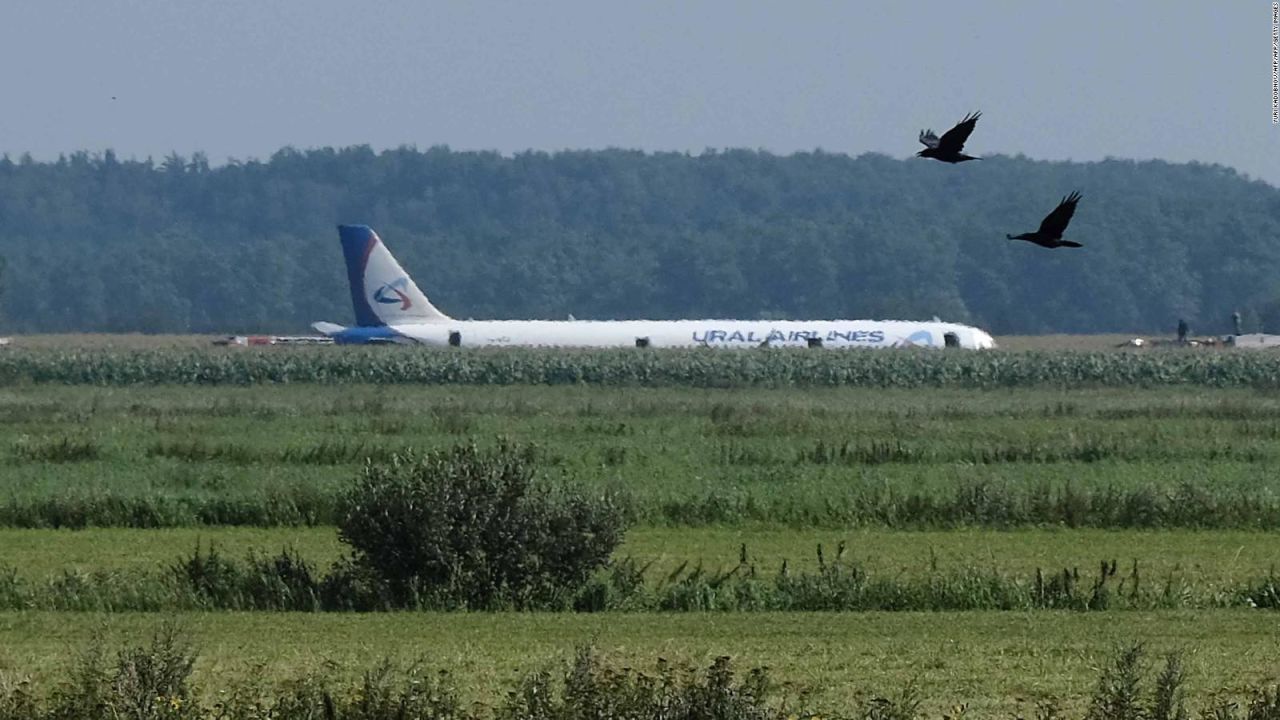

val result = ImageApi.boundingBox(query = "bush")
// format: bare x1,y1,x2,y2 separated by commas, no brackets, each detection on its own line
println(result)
1085,643,1187,720
497,647,799,720
169,544,324,611
318,557,391,611
46,625,199,720
337,441,629,609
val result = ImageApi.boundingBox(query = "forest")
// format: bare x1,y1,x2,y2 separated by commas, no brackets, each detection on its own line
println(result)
0,145,1277,335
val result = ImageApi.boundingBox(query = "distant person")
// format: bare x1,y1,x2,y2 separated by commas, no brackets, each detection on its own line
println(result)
1177,319,1189,343
1232,311,1242,336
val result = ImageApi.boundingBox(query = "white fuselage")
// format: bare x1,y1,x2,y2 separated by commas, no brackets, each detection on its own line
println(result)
374,319,997,350
318,225,999,351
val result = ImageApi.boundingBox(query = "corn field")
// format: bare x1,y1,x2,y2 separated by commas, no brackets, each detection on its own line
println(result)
2,347,1280,387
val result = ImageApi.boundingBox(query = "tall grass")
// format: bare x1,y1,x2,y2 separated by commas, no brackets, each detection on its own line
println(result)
651,480,1280,529
5,479,1280,529
10,435,101,463
2,543,1279,613
0,492,334,528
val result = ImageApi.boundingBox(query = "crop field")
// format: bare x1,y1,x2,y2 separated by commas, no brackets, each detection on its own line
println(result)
3,350,1280,716
4,343,1280,389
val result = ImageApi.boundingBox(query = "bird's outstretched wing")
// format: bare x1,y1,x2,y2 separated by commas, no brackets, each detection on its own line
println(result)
936,111,981,153
1037,191,1082,237
918,129,941,149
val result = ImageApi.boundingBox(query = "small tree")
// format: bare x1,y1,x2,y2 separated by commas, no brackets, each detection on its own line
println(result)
337,441,628,609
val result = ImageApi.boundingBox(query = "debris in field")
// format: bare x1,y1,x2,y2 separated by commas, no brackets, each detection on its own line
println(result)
212,335,334,347
1225,333,1280,349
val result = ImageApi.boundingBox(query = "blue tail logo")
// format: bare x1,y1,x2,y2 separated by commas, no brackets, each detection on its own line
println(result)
373,278,413,310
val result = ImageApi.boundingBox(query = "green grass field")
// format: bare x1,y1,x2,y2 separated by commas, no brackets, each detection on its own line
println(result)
2,611,1277,716
4,375,1280,712
5,384,1280,528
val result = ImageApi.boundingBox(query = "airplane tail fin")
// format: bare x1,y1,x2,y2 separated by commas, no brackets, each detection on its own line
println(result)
337,225,451,326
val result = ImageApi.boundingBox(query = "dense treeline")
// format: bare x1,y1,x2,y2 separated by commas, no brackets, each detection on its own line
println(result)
0,146,1277,334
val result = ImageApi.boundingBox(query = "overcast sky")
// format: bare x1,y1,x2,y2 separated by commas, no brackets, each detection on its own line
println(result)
3,1,1276,186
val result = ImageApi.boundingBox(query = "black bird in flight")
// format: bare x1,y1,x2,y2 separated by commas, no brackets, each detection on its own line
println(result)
1007,192,1084,248
916,111,982,163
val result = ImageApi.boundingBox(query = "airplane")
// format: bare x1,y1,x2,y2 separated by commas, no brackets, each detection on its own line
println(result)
312,225,998,350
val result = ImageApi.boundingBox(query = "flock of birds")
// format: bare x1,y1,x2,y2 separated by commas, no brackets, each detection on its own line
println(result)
917,111,1083,249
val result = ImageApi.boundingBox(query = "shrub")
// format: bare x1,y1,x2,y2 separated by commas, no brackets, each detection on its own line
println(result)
46,624,198,720
497,647,795,720
337,441,629,609
169,544,323,611
241,547,322,612
318,557,391,612
1085,643,1188,720
170,543,243,608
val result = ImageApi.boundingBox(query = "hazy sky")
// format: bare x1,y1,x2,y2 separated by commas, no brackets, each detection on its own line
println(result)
3,1,1276,185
